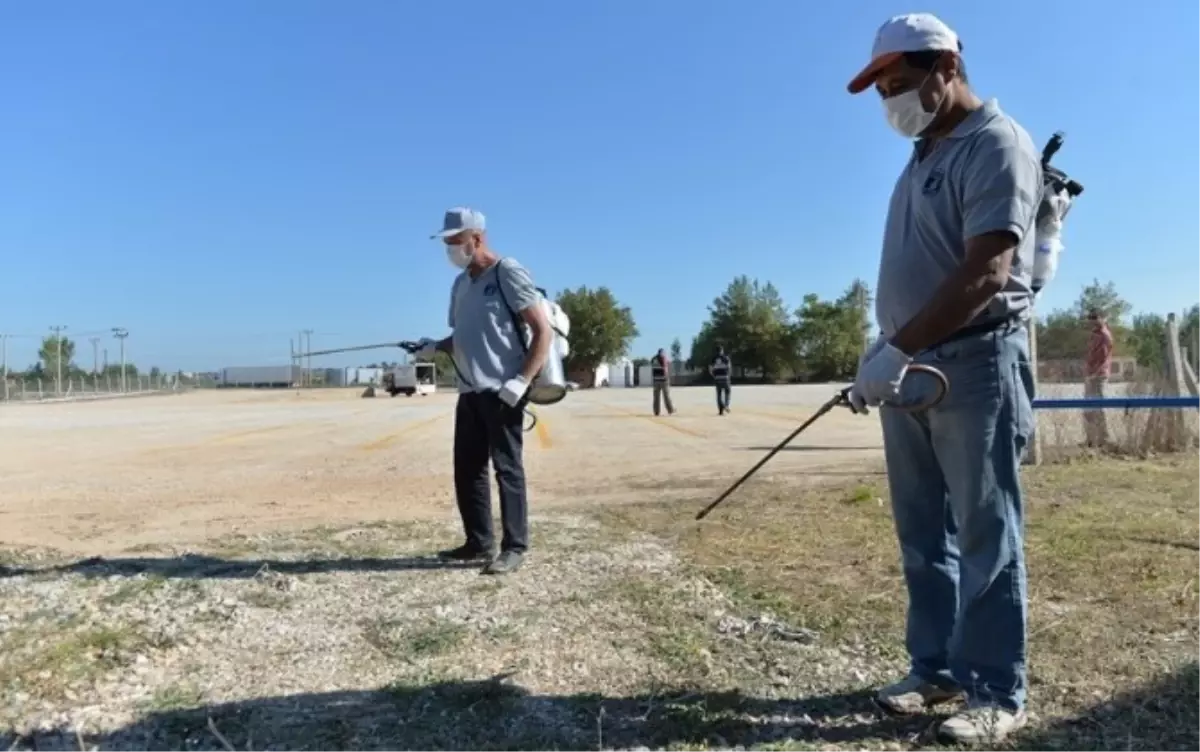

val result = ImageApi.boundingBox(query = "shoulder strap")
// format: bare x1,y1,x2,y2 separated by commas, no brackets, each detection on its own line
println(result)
495,258,567,342
493,259,529,354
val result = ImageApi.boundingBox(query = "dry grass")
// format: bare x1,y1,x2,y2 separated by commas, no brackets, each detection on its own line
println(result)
605,453,1200,750
1,457,1196,750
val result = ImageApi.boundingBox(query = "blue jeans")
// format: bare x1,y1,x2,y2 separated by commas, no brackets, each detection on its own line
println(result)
880,325,1034,712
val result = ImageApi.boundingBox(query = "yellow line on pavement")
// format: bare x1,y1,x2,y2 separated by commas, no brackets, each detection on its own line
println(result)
641,415,707,438
534,414,553,449
357,413,445,452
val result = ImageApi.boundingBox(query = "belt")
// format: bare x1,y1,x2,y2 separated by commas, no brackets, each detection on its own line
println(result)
929,317,1022,351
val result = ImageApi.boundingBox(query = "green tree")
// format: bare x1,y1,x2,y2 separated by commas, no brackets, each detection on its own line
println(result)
38,335,76,386
1071,279,1132,321
1127,313,1168,371
792,281,872,382
555,286,639,373
669,338,683,365
1037,279,1132,361
1178,304,1200,369
692,276,793,381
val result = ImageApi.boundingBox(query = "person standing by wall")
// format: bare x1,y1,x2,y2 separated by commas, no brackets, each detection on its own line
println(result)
414,207,552,576
844,13,1039,744
651,348,675,416
710,345,732,415
1083,308,1113,447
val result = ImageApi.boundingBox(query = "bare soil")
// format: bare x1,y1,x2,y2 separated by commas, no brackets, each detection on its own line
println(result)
0,385,884,554
1,387,1195,750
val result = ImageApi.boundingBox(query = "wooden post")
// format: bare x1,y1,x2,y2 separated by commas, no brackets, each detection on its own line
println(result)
1164,313,1189,444
1024,313,1043,466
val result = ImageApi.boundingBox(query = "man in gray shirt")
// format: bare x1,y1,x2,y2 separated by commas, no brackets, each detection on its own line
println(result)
415,207,552,575
844,13,1039,744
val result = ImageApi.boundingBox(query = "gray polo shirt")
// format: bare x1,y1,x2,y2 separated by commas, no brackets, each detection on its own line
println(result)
875,99,1042,339
448,257,540,394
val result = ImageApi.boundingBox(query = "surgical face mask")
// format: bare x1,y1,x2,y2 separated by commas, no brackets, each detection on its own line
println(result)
445,242,472,269
882,69,945,139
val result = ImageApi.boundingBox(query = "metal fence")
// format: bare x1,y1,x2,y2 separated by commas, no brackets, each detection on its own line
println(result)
2,373,184,403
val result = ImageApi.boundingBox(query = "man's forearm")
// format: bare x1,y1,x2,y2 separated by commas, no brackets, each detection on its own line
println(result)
518,328,552,383
890,266,1006,356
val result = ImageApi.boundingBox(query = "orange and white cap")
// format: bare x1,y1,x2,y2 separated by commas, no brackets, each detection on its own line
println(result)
847,13,961,95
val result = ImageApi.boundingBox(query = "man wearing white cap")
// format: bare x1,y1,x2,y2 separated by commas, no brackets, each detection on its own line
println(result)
414,207,552,575
845,13,1040,744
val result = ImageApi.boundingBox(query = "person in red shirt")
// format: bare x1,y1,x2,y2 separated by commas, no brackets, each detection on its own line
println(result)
1083,309,1113,447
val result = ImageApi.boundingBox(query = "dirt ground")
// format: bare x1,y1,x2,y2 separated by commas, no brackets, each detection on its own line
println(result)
0,385,888,555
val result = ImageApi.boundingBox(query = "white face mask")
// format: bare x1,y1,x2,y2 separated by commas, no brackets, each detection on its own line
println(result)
445,242,472,269
882,69,945,139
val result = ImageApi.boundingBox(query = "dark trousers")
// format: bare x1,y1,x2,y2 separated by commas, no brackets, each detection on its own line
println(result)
715,382,731,413
453,391,528,553
652,382,674,415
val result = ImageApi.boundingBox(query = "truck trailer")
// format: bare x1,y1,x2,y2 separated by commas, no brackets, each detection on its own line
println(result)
382,363,436,397
218,365,301,388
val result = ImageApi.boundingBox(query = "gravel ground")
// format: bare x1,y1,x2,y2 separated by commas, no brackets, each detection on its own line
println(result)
0,516,908,750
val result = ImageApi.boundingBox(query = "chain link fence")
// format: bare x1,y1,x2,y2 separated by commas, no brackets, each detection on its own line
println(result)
1,373,186,403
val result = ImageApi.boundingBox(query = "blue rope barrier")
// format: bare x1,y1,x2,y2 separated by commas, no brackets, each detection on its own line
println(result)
1032,396,1200,410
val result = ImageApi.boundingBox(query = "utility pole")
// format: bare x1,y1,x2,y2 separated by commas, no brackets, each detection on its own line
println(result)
90,337,101,375
302,329,314,388
49,325,67,395
856,282,871,351
112,327,129,393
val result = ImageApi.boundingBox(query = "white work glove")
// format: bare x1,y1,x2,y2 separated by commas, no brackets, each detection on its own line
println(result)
413,338,438,358
848,341,911,414
498,375,530,408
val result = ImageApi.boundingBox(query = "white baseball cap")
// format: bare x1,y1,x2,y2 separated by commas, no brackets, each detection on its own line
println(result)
847,13,962,95
431,207,486,239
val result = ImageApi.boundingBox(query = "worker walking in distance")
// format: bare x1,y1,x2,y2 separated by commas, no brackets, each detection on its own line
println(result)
709,345,732,415
650,348,675,416
1083,308,1113,447
414,207,552,575
845,13,1039,744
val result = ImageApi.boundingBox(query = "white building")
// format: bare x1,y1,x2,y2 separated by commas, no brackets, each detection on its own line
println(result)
600,358,634,388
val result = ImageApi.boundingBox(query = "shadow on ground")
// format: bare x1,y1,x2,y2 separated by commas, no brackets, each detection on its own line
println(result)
0,554,480,580
741,445,879,453
5,666,1197,750
1012,661,1199,751
1,679,928,751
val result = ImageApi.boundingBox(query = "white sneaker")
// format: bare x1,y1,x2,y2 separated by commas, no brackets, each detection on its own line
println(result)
874,675,964,716
938,705,1028,745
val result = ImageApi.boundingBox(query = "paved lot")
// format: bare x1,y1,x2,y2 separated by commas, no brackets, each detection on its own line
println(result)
0,380,1124,555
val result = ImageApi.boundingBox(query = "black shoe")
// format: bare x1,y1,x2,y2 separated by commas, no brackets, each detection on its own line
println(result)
437,544,494,563
482,550,524,575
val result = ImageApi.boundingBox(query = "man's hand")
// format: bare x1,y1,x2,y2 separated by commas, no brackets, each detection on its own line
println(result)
848,343,911,414
413,338,438,358
498,375,530,407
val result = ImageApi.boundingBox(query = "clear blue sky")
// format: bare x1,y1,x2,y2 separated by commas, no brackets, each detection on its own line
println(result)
2,1,1196,372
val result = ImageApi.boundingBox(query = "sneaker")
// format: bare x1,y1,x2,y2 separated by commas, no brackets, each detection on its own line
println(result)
874,675,964,716
437,544,493,563
482,550,524,575
938,705,1028,745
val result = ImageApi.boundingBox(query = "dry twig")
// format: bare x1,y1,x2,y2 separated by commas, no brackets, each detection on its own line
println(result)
207,715,236,752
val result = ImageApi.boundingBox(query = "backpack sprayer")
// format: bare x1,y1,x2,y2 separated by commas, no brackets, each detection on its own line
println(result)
1032,131,1084,294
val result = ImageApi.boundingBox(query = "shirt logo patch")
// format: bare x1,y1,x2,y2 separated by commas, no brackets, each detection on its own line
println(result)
922,168,945,196
483,283,498,296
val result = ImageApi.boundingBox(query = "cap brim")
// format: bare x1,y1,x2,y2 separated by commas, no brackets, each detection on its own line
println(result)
431,228,467,240
847,51,902,94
